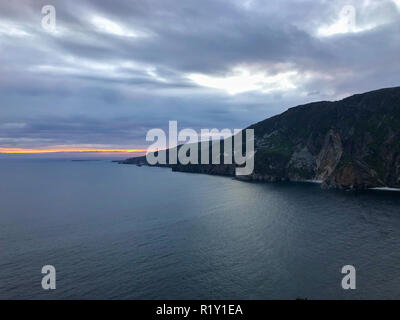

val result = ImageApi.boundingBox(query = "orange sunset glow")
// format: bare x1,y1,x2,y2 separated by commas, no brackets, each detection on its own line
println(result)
0,148,151,154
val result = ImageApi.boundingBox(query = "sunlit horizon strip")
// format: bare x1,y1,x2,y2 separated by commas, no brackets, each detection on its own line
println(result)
0,148,154,154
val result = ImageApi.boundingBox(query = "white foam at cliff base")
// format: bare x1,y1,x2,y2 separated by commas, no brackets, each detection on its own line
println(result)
300,180,323,184
370,187,400,192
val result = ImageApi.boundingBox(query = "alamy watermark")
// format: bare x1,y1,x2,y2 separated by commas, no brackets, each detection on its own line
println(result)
146,121,254,176
340,5,357,32
341,265,356,290
41,265,56,290
41,5,56,32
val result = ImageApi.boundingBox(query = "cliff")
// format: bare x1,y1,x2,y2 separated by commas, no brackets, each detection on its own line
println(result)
120,86,400,190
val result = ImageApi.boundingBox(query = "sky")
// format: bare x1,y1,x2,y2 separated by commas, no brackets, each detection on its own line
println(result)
1,0,400,158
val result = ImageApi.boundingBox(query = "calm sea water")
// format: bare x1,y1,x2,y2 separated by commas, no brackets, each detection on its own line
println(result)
0,159,399,300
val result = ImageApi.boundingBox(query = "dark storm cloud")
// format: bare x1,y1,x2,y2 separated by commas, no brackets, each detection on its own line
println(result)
1,0,400,150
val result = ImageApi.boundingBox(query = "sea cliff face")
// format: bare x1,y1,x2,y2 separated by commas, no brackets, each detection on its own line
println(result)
120,86,400,190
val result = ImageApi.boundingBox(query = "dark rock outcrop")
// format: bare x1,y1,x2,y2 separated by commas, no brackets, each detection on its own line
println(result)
120,86,400,190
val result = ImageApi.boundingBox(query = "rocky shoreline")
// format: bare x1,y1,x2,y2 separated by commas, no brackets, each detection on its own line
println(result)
120,86,400,191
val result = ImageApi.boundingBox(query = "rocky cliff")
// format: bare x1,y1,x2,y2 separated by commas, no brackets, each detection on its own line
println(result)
121,86,400,190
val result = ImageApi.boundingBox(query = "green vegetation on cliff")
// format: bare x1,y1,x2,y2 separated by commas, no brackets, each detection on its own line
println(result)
122,86,400,190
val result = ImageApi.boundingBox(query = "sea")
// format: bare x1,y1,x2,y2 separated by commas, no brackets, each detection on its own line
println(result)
0,159,399,299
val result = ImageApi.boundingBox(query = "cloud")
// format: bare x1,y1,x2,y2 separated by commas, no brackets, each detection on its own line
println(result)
317,1,399,37
90,15,149,38
0,0,400,154
187,67,298,95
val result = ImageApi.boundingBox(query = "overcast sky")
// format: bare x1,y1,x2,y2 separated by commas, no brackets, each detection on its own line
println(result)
1,0,400,156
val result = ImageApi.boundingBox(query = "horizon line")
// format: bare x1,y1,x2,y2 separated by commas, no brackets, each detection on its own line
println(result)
0,148,151,154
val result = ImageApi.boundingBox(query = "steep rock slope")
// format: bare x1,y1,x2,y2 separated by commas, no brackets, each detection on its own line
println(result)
122,86,400,190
